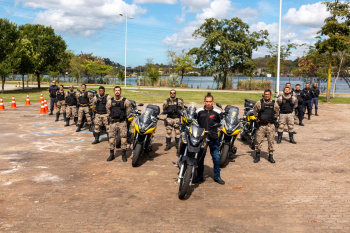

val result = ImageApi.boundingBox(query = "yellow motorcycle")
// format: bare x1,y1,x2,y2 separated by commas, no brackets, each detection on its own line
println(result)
240,99,257,150
217,104,241,167
132,104,160,167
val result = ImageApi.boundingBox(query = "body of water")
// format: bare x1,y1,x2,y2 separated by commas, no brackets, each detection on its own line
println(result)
10,75,350,93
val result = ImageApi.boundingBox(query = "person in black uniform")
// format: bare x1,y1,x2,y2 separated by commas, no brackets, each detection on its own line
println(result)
311,82,320,116
303,83,313,120
55,85,66,122
65,85,78,127
91,86,111,144
48,80,59,115
195,92,225,185
294,84,305,126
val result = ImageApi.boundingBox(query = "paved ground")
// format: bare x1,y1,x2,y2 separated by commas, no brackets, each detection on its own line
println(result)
0,102,349,232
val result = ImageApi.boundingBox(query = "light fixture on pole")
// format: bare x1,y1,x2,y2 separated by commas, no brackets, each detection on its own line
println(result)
120,13,133,88
276,0,282,94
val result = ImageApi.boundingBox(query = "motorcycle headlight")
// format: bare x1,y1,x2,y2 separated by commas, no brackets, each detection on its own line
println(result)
189,135,200,146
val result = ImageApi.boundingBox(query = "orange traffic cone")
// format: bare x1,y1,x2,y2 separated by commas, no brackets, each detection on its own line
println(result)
0,97,5,111
54,103,57,109
25,94,32,105
39,100,46,114
39,93,43,103
10,96,18,108
44,98,49,113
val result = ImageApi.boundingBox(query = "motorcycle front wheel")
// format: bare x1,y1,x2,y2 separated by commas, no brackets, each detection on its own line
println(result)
220,144,230,168
178,163,192,200
132,144,142,167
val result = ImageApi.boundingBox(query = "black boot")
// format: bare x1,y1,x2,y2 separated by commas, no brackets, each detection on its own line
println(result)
88,124,93,132
299,120,304,126
268,154,275,163
63,113,67,122
175,138,179,150
308,112,311,120
107,150,115,161
49,110,53,115
289,132,296,144
76,122,83,132
254,151,260,163
74,117,78,126
92,132,100,144
315,110,319,116
277,132,283,144
164,138,171,151
55,113,59,122
122,149,127,162
65,118,70,127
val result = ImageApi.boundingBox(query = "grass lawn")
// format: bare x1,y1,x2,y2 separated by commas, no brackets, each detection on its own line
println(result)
1,87,350,105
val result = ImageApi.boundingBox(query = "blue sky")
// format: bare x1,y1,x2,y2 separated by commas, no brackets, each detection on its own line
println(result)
1,0,330,67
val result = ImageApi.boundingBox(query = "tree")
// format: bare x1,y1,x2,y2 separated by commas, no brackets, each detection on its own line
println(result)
189,18,268,89
266,42,301,77
148,67,159,87
333,50,350,97
167,49,195,85
316,0,350,102
117,69,124,84
0,18,19,93
168,73,180,87
70,54,85,84
18,24,67,88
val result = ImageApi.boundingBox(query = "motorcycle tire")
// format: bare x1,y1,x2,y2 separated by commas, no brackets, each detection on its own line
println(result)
240,134,247,141
178,163,192,200
220,144,230,168
115,133,121,148
132,144,142,167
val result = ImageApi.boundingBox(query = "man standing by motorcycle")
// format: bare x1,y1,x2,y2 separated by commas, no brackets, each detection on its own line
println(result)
311,82,320,116
106,86,131,162
253,89,279,163
163,89,184,151
91,86,111,144
277,87,298,144
303,83,313,120
195,92,225,185
294,84,305,126
76,84,93,132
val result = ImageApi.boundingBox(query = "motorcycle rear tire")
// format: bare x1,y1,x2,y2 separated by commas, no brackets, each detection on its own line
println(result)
178,164,192,200
115,133,121,148
220,144,230,168
132,144,142,167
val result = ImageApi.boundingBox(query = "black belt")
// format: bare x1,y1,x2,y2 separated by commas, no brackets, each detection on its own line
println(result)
111,119,125,123
259,121,273,125
96,112,107,115
167,115,179,119
281,111,293,114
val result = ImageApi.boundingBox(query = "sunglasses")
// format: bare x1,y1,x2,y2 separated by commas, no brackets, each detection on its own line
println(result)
170,92,176,94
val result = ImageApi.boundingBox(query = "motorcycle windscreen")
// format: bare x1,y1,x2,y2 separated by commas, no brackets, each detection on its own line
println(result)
190,124,205,138
225,108,239,129
186,102,197,122
138,108,154,131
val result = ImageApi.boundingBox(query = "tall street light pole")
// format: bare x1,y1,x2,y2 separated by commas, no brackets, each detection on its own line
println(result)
276,0,282,94
120,14,133,88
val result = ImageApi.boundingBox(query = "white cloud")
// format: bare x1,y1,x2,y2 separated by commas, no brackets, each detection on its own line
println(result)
234,7,260,23
133,0,177,4
283,2,330,28
19,0,147,36
180,0,211,13
163,0,233,48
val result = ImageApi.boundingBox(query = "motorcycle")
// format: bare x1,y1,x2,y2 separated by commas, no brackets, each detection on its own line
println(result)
240,99,257,150
177,115,211,200
115,100,140,148
131,104,161,167
216,103,241,167
177,102,197,155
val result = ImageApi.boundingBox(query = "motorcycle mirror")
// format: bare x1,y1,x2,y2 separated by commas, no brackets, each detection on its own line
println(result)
216,103,223,109
138,103,144,107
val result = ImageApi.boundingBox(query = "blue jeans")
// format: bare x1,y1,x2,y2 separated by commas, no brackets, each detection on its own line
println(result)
50,97,57,112
296,105,304,121
312,97,318,111
303,100,312,114
197,139,221,180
